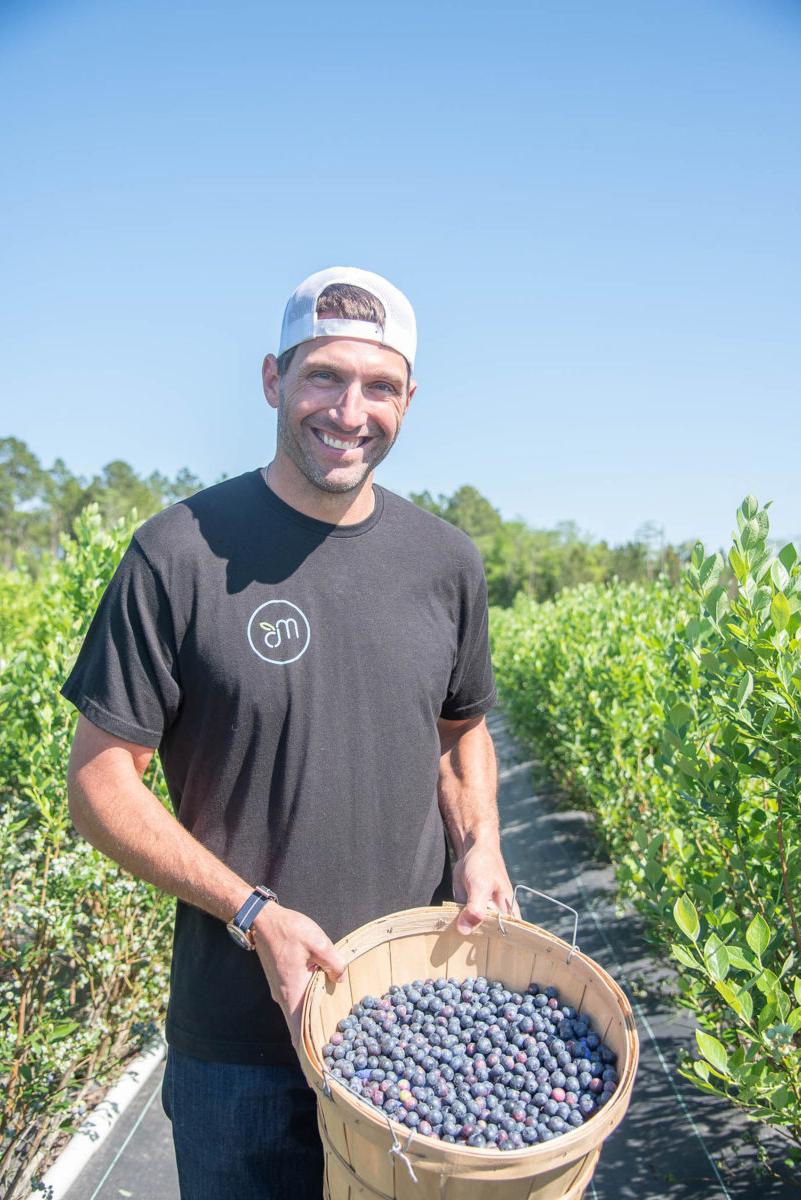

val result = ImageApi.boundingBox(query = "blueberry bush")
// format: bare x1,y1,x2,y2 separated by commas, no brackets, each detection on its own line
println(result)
0,508,172,1200
490,497,801,1169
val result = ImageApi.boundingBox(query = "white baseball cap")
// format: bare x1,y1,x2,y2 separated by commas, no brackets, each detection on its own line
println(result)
278,266,417,369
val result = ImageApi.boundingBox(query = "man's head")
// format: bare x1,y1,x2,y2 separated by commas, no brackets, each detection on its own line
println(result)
263,267,417,498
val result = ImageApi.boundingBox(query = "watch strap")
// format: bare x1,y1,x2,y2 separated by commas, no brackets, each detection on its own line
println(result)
228,885,279,948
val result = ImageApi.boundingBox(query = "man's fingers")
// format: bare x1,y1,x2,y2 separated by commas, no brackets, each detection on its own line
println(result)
310,939,347,983
456,896,491,935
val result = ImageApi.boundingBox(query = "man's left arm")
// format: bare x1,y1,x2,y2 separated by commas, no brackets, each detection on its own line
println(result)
437,714,514,935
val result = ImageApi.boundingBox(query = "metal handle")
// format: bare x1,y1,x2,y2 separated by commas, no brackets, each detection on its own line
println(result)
498,884,579,963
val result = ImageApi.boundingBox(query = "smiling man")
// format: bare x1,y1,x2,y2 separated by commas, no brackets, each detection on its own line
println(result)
61,267,512,1200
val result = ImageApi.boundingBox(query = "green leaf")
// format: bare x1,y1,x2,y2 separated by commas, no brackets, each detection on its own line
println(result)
644,858,663,887
742,495,758,520
771,559,790,591
674,894,700,942
700,554,722,590
48,1019,79,1042
671,942,699,970
754,509,770,540
696,1029,731,1076
778,542,797,572
756,967,780,997
741,518,760,551
729,546,747,582
735,672,754,709
746,914,771,959
704,935,730,982
794,978,801,1006
771,594,791,631
726,945,757,972
669,702,694,729
785,1009,801,1034
737,987,754,1022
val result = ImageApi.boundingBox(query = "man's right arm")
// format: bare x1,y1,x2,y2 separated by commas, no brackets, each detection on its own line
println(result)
67,715,345,1047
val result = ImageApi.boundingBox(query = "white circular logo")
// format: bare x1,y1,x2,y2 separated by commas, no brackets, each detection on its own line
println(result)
246,600,311,665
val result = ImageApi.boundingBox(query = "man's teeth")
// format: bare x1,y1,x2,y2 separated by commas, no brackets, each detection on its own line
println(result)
320,432,363,450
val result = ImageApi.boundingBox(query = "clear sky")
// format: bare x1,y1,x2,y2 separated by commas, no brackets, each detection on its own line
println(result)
1,0,799,551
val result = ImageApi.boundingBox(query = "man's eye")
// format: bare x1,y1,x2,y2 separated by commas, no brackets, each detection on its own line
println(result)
311,370,336,382
371,382,397,394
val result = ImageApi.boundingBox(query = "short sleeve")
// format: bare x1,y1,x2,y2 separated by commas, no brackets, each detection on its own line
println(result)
439,563,496,721
60,537,182,748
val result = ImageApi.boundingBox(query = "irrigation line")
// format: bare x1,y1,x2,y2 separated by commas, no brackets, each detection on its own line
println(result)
86,1072,164,1200
562,860,734,1200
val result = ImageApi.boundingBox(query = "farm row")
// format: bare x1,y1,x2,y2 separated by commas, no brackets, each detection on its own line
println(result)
490,497,801,1168
0,509,173,1200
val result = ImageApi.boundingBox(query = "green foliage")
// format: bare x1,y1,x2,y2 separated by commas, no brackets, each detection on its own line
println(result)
411,484,695,607
491,496,801,1161
0,507,173,1199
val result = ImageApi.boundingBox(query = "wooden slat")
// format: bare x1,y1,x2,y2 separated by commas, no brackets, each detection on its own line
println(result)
346,1122,395,1197
348,941,393,1008
319,1093,354,1166
441,928,489,981
485,930,534,994
389,931,441,985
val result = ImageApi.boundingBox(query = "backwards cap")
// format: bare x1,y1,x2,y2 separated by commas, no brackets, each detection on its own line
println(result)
278,266,417,369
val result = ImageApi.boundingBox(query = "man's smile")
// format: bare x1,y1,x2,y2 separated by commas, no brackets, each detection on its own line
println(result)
310,427,374,453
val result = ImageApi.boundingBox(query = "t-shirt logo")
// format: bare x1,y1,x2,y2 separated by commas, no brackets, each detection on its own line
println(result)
246,600,311,665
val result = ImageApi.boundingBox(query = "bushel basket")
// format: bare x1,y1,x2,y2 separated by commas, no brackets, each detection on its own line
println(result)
298,902,638,1200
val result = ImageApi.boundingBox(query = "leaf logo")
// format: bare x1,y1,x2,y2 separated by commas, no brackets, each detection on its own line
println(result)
247,600,311,665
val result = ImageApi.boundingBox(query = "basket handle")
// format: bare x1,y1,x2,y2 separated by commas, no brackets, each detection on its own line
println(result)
498,885,579,963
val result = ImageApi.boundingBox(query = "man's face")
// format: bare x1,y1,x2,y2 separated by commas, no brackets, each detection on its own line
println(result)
263,335,415,495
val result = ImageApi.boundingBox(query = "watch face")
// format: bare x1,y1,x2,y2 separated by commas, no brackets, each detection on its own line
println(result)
226,920,254,950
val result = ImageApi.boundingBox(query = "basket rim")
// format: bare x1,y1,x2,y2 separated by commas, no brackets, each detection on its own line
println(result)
299,903,639,1164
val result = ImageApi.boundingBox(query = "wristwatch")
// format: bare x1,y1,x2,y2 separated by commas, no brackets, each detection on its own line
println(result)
226,886,279,950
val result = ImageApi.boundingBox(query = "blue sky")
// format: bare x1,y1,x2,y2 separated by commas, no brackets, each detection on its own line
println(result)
1,0,799,551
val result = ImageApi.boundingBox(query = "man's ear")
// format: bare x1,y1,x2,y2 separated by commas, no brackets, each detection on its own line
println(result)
405,377,417,414
262,354,280,410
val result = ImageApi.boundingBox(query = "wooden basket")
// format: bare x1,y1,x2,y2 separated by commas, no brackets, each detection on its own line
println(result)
298,903,638,1200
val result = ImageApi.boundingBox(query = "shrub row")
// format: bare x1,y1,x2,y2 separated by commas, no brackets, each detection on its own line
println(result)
0,509,173,1200
490,497,801,1168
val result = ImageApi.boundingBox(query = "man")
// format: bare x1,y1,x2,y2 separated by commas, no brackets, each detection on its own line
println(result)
62,266,513,1199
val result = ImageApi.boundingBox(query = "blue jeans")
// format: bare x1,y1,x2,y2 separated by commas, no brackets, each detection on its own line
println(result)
161,1048,324,1200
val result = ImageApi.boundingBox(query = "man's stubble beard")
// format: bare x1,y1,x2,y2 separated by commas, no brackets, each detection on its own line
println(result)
276,381,400,495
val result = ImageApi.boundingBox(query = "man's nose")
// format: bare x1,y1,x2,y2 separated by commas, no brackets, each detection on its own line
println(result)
330,379,366,428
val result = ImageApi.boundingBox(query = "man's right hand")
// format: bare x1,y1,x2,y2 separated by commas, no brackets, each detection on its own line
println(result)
252,904,346,1050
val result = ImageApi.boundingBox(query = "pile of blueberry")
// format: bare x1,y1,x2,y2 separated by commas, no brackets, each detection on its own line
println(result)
322,977,618,1150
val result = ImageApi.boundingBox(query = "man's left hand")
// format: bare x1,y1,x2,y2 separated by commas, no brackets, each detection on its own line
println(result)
452,837,516,935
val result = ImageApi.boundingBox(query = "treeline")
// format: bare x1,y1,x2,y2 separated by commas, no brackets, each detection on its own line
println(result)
412,486,694,605
3,438,693,604
1,437,206,568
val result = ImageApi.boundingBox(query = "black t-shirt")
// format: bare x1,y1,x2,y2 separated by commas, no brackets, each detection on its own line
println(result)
61,470,496,1064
